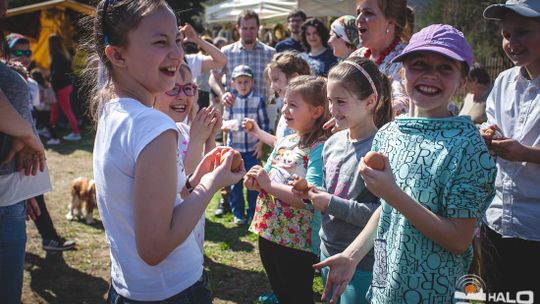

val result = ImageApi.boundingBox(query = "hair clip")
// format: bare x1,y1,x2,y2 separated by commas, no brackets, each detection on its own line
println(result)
104,35,110,45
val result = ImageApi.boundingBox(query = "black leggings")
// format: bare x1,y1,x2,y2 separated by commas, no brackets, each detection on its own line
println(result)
258,236,317,304
32,194,60,241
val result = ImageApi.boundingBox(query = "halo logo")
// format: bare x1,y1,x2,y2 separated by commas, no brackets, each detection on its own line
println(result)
455,274,487,302
454,275,534,304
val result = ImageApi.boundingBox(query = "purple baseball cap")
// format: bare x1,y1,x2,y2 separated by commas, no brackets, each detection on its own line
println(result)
391,24,473,68
484,0,540,20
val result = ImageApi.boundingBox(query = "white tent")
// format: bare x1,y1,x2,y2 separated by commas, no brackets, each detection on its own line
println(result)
205,0,356,24
297,0,355,18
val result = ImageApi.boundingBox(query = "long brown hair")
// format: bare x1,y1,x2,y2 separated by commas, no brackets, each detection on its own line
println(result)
48,34,70,62
328,56,393,128
79,0,172,123
285,75,331,147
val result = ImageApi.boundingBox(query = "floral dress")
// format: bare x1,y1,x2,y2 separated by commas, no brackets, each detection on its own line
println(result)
249,134,324,254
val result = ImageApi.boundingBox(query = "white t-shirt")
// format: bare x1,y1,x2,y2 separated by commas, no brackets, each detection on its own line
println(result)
0,166,51,207
27,78,40,108
93,98,202,301
176,122,205,253
185,53,205,80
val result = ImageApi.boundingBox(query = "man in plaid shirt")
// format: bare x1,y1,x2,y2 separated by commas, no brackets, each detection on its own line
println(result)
222,64,269,225
210,10,275,218
211,10,275,103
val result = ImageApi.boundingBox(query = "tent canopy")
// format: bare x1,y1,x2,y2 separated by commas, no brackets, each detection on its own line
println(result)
1,0,95,70
205,0,356,24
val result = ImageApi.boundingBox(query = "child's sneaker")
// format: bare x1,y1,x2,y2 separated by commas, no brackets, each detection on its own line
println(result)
42,238,76,251
63,132,81,141
46,138,60,145
38,128,51,138
234,217,246,225
214,196,231,217
258,293,279,304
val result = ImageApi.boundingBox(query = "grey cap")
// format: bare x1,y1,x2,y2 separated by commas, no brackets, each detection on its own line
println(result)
484,0,540,20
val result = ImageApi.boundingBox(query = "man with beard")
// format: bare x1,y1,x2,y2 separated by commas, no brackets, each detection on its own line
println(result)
211,10,275,102
275,10,307,53
210,10,275,218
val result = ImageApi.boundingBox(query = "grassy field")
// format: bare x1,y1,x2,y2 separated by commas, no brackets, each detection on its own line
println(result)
21,127,323,304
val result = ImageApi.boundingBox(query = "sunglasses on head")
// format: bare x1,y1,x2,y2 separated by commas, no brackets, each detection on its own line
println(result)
11,49,32,57
165,83,198,97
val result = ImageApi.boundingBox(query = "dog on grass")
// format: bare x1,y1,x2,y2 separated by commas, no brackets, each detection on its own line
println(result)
67,177,96,224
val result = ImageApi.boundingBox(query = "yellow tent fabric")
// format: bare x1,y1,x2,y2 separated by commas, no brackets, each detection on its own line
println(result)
31,8,71,70
5,0,95,70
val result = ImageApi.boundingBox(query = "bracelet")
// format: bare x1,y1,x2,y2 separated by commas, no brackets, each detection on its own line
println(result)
303,199,312,205
186,174,195,193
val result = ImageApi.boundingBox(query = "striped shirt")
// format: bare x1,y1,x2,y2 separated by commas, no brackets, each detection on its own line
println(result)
221,40,275,98
224,90,269,153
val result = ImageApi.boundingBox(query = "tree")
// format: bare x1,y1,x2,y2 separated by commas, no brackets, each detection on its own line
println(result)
418,0,512,78
8,0,208,31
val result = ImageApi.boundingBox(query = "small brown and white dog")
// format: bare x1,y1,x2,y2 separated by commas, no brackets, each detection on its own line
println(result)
67,177,96,224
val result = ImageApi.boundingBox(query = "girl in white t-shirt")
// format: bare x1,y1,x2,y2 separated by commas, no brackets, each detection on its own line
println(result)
154,63,222,252
85,1,244,303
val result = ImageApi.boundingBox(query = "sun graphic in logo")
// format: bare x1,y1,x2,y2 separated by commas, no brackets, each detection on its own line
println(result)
454,275,487,302
465,283,478,294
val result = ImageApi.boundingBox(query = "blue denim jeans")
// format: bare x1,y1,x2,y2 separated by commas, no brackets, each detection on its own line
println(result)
107,272,212,304
230,151,260,221
0,201,27,304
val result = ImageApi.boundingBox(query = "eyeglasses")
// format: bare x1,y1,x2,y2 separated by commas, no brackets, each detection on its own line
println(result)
11,49,32,57
165,83,198,97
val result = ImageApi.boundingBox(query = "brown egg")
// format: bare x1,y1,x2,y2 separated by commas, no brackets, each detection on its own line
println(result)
364,151,385,171
292,177,309,192
220,150,243,172
244,120,254,131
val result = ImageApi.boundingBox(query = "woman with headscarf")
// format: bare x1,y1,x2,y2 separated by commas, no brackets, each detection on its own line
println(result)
328,15,360,59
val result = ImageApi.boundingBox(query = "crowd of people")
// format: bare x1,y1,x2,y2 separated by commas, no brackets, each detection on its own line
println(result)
0,0,539,303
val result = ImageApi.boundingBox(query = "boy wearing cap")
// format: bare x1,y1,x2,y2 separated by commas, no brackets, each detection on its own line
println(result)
314,24,496,303
480,0,540,296
222,64,269,225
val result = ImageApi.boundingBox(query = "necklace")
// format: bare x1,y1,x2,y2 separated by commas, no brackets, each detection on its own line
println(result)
364,38,400,66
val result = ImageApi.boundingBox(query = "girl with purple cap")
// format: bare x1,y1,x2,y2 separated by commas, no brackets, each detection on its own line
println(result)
314,24,497,303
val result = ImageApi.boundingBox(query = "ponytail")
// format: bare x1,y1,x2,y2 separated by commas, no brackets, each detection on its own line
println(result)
400,6,415,43
374,74,393,128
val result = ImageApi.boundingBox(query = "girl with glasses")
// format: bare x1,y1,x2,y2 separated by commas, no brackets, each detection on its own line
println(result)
155,63,223,254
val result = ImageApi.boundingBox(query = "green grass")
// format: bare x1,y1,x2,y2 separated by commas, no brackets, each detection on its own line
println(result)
22,126,323,304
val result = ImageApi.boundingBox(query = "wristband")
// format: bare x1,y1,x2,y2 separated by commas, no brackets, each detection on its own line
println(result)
186,174,195,193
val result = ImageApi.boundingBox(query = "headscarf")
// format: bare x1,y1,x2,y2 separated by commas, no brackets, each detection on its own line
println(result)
330,15,360,49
